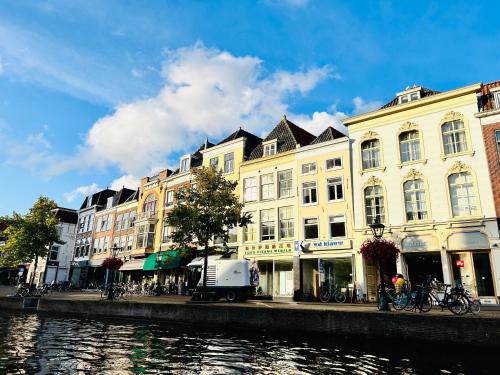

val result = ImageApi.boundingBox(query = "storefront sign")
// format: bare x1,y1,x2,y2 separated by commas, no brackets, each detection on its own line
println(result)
402,235,439,252
309,240,352,251
447,232,490,250
243,243,294,257
456,260,465,268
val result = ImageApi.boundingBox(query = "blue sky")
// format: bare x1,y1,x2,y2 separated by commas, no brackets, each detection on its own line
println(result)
0,0,499,215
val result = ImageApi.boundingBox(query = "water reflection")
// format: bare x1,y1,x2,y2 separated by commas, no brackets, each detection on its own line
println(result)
0,311,494,374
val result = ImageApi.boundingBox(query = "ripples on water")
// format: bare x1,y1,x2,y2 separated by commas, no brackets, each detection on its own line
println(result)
0,311,494,374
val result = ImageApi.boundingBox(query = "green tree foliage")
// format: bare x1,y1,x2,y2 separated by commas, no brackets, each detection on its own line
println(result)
165,167,251,290
0,196,63,286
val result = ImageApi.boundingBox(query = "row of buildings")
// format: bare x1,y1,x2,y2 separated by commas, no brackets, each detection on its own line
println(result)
27,80,500,304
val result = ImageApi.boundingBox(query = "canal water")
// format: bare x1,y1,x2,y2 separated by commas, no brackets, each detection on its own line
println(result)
0,311,495,374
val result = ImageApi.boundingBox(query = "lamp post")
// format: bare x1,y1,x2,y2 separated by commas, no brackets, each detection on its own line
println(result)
369,218,389,311
107,244,121,301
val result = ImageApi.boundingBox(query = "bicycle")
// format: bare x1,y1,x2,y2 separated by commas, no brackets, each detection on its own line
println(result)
381,284,410,311
319,282,347,303
419,278,469,315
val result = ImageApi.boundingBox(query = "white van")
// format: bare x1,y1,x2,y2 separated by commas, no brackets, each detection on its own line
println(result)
187,256,253,302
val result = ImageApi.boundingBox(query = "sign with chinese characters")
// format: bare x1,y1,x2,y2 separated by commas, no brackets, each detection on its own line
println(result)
243,242,294,257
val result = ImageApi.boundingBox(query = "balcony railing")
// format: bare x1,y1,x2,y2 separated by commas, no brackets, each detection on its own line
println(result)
137,211,158,221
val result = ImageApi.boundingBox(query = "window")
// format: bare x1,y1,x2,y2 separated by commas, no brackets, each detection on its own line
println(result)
86,214,94,232
400,95,409,104
95,216,102,232
127,235,134,251
136,223,155,248
103,237,109,253
243,212,257,242
129,212,136,227
209,156,219,169
404,179,428,221
223,152,234,173
85,239,90,257
74,239,81,258
162,221,169,243
180,157,190,173
143,194,157,213
120,236,126,252
260,173,275,200
329,216,346,238
304,218,319,240
93,239,98,255
261,209,275,241
99,216,107,231
301,162,316,175
165,191,174,206
78,217,85,233
278,170,293,198
327,177,344,201
495,131,500,161
302,181,317,205
326,157,342,170
244,178,257,202
122,213,130,229
361,139,381,169
98,237,104,254
442,120,468,155
399,130,421,162
365,185,385,224
263,142,277,156
49,246,59,261
106,214,112,230
448,172,477,216
115,214,123,230
279,206,294,239
227,226,238,243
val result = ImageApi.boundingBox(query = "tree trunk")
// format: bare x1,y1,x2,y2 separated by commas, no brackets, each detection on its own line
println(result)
30,252,39,291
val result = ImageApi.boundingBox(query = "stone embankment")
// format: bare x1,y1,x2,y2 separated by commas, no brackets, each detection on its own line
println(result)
0,296,498,347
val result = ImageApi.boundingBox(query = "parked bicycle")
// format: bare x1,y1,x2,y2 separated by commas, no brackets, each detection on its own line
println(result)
319,282,347,303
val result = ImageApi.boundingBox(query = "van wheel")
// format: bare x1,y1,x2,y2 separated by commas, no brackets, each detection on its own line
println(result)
225,290,237,302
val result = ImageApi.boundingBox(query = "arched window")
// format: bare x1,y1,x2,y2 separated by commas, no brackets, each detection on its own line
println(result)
361,139,381,170
364,185,385,224
143,194,157,213
399,130,421,162
442,120,468,155
448,172,477,216
403,179,427,221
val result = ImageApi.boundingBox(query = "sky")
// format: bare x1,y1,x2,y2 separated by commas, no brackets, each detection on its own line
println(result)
0,0,499,215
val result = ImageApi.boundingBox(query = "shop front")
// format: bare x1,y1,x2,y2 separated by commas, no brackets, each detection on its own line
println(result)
142,249,192,294
69,260,89,289
119,258,146,283
241,242,294,299
400,234,443,287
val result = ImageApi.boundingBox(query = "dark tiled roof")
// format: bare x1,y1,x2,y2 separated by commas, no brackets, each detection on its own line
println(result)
248,116,315,160
478,80,500,112
124,189,140,203
311,126,346,145
79,189,116,210
217,128,262,158
54,207,78,224
191,141,214,168
112,188,136,206
380,87,441,109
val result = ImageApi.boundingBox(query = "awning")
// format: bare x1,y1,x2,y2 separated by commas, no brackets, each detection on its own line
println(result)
89,258,105,267
187,255,223,267
143,250,183,271
120,259,146,271
71,260,88,268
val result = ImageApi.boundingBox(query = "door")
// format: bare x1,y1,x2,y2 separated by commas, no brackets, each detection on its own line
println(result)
450,252,476,296
279,271,293,296
472,253,495,297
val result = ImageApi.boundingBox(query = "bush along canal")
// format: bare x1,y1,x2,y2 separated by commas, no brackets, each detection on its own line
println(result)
0,310,498,374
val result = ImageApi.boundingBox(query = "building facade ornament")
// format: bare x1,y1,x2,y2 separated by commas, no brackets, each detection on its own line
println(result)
403,168,424,181
364,175,383,187
398,121,419,133
360,130,379,143
448,161,472,174
441,110,464,124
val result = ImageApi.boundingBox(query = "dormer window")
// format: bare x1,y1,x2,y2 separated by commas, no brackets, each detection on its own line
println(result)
180,157,190,173
397,87,421,104
263,140,277,157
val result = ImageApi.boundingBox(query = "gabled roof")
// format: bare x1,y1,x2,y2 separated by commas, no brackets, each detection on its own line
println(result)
217,127,262,158
54,207,78,224
124,188,140,203
79,189,116,210
112,188,137,206
478,80,500,112
248,116,315,160
380,86,441,109
311,126,346,145
191,141,215,168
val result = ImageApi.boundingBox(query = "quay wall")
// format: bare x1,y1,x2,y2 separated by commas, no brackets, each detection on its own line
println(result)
1,297,499,346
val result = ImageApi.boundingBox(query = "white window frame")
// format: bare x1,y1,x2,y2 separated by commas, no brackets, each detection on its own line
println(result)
278,169,293,198
303,217,319,240
364,185,385,225
328,215,346,238
243,212,257,243
278,206,294,240
399,130,421,163
209,156,219,169
326,157,342,170
301,162,317,175
260,173,275,201
448,172,477,217
260,209,275,241
302,181,318,205
361,139,381,170
442,120,468,155
327,176,344,202
165,190,174,206
180,157,190,173
162,220,170,243
223,152,234,173
243,177,258,202
263,141,277,157
403,179,428,221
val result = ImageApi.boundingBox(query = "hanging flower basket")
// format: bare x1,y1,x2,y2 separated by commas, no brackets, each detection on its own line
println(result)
359,239,400,263
102,257,124,270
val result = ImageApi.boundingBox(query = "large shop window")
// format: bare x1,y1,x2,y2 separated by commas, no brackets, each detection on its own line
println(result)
327,177,343,201
278,170,293,198
442,120,468,155
364,185,385,224
261,209,275,241
361,139,381,169
404,179,427,221
302,181,317,205
260,173,275,200
448,172,477,216
279,206,294,239
244,177,257,202
329,215,346,238
304,218,319,240
399,130,421,162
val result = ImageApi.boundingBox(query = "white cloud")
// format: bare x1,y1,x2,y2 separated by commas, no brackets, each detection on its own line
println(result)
48,43,339,178
63,183,99,203
289,106,348,136
110,174,140,191
352,96,382,115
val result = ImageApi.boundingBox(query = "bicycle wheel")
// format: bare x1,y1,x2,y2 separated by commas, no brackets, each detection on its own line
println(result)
448,295,468,315
393,292,410,311
100,288,108,300
319,287,331,303
334,292,346,303
419,295,432,313
469,299,481,314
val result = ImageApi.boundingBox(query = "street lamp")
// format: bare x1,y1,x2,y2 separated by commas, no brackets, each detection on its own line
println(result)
107,244,121,300
369,218,389,311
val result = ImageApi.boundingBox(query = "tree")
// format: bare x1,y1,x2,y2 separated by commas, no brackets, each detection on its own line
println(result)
165,167,250,298
0,196,63,289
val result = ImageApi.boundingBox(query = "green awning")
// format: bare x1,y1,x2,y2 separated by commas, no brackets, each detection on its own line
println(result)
143,250,183,271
